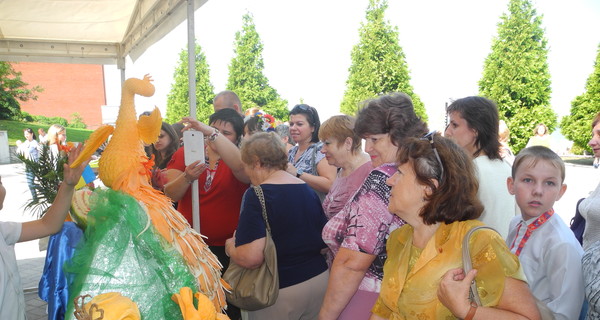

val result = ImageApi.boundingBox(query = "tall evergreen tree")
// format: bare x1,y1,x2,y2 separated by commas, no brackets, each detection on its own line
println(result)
479,0,556,152
561,43,600,154
227,13,288,120
0,62,42,120
340,0,427,121
165,43,214,124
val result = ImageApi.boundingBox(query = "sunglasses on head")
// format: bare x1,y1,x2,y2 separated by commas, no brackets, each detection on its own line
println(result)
420,131,444,182
294,104,312,112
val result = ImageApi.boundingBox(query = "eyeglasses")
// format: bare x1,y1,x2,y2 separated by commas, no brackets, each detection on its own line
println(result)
421,131,444,182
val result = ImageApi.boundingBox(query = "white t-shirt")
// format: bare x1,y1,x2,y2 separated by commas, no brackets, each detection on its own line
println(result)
474,156,518,238
507,214,584,320
0,221,25,320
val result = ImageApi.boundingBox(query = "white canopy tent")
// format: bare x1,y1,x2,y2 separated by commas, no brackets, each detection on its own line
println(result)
0,0,206,67
0,0,205,231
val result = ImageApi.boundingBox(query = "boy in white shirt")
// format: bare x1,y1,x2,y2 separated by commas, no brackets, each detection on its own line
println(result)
506,146,584,320
0,144,89,320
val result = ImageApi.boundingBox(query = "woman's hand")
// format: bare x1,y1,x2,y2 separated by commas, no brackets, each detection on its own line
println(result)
225,233,236,257
63,143,91,187
437,268,477,319
182,117,214,136
183,160,207,183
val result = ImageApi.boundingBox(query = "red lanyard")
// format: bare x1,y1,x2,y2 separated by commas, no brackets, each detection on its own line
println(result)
510,209,554,256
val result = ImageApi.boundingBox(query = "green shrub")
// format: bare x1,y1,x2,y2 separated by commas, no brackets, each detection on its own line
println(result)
13,111,34,122
33,114,69,127
50,116,68,127
570,145,587,156
69,112,87,129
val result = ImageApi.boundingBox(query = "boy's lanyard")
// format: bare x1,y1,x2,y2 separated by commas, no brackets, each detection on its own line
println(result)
509,209,554,256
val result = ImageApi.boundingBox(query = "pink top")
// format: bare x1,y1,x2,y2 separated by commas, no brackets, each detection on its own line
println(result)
322,161,372,220
322,163,404,292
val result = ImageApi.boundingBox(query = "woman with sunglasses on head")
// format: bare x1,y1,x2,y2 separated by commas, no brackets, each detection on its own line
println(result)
580,112,600,319
286,104,337,201
370,134,540,320
444,96,517,239
319,93,428,320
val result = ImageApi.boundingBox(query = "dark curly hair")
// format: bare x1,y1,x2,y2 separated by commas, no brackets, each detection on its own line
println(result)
355,93,428,146
396,133,483,224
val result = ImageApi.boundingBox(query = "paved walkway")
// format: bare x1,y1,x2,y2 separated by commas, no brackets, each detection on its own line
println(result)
1,160,599,320
20,257,47,320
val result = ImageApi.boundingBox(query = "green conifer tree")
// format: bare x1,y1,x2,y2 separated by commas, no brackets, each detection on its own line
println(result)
340,0,427,121
165,43,214,124
479,0,556,152
226,13,288,120
561,43,600,154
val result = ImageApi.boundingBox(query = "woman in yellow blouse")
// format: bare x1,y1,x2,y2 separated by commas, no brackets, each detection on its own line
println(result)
370,133,541,320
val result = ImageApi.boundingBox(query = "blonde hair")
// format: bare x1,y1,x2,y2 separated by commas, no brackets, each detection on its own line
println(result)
244,107,260,117
512,146,565,183
319,115,362,153
47,124,66,145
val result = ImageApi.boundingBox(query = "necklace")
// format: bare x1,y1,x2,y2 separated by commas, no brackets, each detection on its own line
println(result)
204,159,219,191
509,209,554,256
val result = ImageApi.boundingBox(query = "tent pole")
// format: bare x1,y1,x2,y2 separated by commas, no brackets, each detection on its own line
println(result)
187,0,200,233
117,56,126,85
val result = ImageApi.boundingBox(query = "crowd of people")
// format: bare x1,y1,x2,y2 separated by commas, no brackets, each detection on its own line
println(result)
167,91,596,320
4,89,600,320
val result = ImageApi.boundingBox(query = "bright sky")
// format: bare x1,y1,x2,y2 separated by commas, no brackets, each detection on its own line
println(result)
105,0,600,131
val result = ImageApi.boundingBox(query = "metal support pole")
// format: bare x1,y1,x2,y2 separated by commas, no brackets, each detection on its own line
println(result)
187,0,200,233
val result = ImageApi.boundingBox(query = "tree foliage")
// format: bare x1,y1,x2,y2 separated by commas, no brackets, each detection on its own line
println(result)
479,0,556,152
226,13,288,121
165,43,214,124
561,43,600,154
0,62,42,120
340,0,427,121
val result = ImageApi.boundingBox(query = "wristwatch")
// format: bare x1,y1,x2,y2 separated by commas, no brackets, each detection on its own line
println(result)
296,168,304,178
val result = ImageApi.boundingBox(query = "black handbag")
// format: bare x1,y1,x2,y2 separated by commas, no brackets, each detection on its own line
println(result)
223,186,279,311
570,198,586,245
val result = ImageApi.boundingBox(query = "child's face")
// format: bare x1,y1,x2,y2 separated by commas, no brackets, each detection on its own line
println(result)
507,159,566,220
0,176,5,210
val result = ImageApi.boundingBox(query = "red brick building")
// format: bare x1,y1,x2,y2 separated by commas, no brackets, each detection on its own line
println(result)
11,62,106,129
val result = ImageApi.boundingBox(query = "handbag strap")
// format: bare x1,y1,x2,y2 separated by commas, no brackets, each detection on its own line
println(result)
252,186,271,234
311,144,318,176
462,225,499,306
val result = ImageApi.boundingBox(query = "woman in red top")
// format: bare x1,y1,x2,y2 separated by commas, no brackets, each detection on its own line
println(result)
165,109,249,320
164,108,249,267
